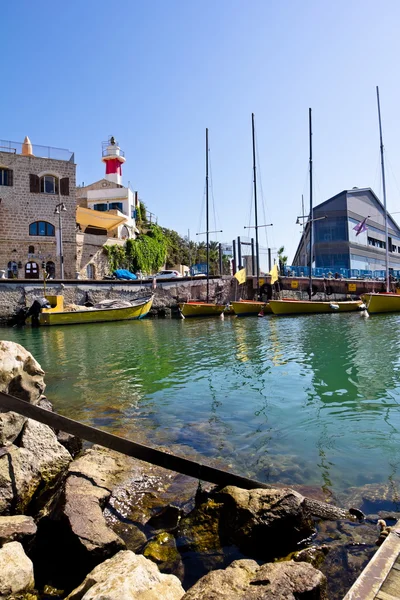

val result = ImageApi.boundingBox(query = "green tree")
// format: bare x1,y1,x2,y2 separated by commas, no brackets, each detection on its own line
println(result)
277,246,288,274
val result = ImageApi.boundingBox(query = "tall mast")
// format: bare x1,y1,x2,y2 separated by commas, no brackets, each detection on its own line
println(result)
308,108,313,301
206,128,210,303
301,194,305,267
376,86,390,293
252,113,260,298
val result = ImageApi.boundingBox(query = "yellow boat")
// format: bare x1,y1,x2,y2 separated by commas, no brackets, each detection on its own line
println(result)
361,293,400,314
32,295,153,326
269,299,364,315
178,301,226,318
231,300,272,316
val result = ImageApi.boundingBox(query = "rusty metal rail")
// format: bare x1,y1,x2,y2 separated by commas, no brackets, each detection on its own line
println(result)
0,391,270,491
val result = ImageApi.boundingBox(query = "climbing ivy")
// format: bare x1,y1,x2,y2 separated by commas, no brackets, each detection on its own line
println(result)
104,224,167,275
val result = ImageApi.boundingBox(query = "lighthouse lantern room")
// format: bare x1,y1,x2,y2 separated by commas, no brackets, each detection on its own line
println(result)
101,136,126,186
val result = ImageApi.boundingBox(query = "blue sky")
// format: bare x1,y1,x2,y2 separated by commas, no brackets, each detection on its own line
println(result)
3,0,400,265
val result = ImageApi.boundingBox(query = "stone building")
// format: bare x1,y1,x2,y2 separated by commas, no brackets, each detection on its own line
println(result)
0,137,76,279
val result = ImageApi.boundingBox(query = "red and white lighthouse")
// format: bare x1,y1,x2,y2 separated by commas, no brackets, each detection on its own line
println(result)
101,136,126,185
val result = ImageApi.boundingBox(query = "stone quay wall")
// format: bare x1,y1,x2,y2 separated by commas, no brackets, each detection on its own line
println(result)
0,275,388,321
0,277,234,321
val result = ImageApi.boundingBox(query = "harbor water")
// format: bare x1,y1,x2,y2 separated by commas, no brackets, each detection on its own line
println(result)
3,312,400,499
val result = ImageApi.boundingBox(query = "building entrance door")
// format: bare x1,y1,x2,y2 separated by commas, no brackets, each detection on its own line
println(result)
25,261,39,279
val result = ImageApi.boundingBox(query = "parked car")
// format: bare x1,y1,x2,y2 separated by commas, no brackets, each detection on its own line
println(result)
154,270,182,279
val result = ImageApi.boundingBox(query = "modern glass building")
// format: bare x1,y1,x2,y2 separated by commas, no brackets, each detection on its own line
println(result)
292,187,400,273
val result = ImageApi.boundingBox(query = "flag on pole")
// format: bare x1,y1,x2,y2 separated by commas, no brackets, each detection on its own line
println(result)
234,268,246,284
353,217,369,236
269,264,279,285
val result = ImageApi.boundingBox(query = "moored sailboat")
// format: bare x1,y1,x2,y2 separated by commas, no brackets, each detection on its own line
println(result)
231,113,273,317
269,108,364,316
361,87,400,314
179,128,225,318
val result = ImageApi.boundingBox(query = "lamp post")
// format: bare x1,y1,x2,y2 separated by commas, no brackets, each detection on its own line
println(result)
55,202,67,279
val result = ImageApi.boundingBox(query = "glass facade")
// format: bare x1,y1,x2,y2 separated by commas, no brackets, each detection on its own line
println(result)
314,216,348,242
316,253,349,268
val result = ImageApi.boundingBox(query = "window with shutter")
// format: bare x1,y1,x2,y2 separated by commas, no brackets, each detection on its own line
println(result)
30,174,40,193
0,169,13,186
60,177,69,196
40,175,58,194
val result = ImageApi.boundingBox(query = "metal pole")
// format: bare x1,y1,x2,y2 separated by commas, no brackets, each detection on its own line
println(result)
59,209,64,280
206,128,210,302
219,243,223,275
251,238,255,276
232,239,237,274
377,86,390,293
268,248,272,272
308,108,313,301
301,194,306,268
188,229,191,274
252,113,260,298
237,236,242,269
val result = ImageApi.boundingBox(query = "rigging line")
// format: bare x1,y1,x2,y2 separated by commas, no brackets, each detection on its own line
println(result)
373,149,382,198
247,177,254,232
197,181,207,242
208,147,220,241
254,129,270,249
385,151,400,207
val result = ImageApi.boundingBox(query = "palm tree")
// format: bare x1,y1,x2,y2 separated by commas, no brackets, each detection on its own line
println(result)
277,246,288,274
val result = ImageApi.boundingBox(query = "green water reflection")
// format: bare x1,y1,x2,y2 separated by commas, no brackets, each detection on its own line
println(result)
3,312,400,495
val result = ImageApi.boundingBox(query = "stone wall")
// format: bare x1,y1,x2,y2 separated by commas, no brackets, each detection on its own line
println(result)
0,151,76,279
0,278,234,320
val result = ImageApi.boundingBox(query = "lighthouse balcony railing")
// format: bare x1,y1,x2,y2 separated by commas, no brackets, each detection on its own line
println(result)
102,148,125,158
0,139,74,162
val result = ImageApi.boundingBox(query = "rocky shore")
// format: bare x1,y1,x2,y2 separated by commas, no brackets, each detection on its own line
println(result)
0,340,398,599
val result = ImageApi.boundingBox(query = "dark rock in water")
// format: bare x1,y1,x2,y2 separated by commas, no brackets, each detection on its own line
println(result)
339,483,400,515
212,486,315,560
56,431,82,458
147,505,183,532
181,558,328,600
0,515,37,546
293,545,330,569
65,550,185,600
143,531,184,579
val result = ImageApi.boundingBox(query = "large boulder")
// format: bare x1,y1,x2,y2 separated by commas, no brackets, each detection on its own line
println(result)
0,341,45,446
182,558,328,600
0,420,71,515
0,541,35,597
177,486,315,562
65,550,185,600
0,515,37,545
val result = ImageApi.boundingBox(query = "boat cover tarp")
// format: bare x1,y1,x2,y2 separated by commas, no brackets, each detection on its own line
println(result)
113,269,137,280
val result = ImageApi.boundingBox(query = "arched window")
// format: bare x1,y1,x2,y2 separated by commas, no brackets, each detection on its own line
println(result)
46,261,56,279
121,225,130,239
40,175,58,194
7,261,18,278
86,263,95,279
29,221,55,236
28,245,34,254
25,261,39,279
